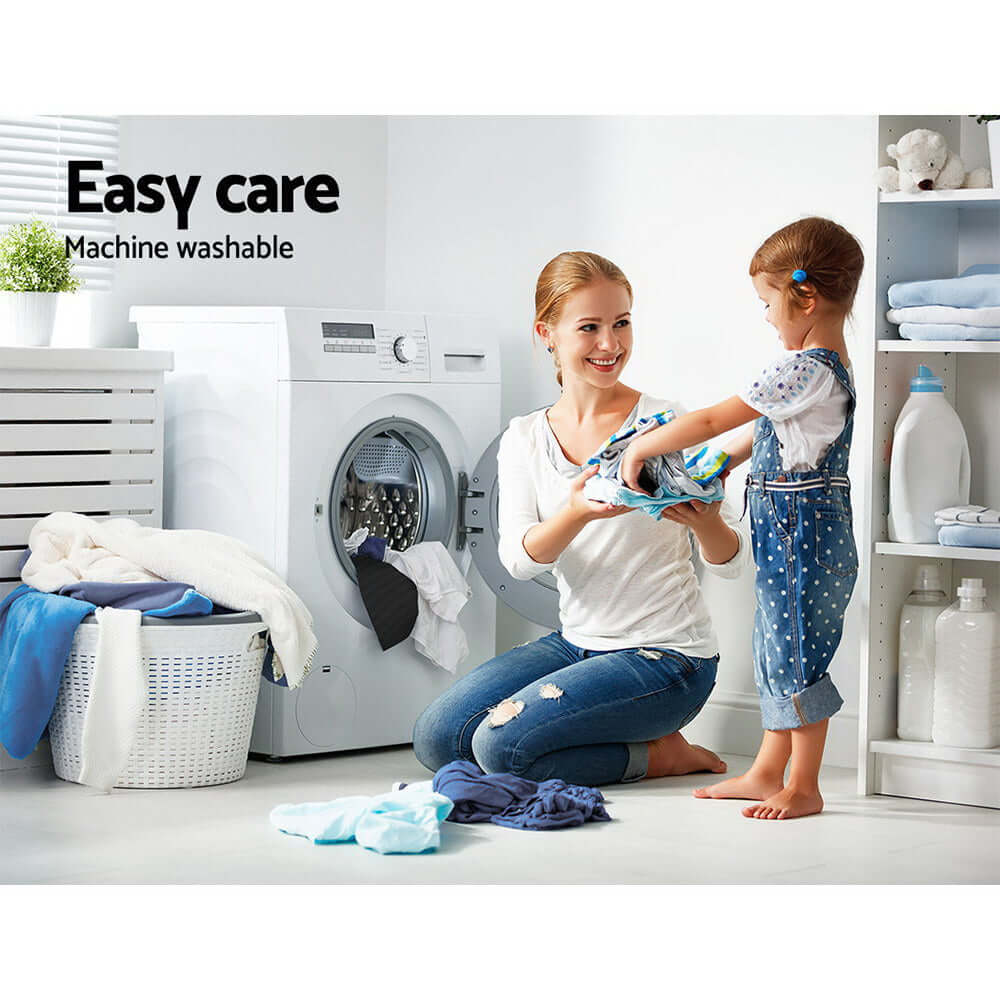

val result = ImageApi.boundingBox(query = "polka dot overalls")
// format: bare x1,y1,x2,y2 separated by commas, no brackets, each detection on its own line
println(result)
744,348,857,731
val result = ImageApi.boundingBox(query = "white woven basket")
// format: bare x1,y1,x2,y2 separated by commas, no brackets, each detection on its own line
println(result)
49,612,268,789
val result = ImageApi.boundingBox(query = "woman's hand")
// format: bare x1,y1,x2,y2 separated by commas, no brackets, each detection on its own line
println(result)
619,442,649,494
658,498,723,530
567,464,631,523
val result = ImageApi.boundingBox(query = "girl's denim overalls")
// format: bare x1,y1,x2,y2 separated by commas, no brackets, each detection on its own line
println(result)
744,348,858,730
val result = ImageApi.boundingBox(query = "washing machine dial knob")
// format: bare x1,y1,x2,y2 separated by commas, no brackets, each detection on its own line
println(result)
393,335,418,364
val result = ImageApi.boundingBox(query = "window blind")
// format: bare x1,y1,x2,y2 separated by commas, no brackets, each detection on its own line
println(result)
0,116,120,291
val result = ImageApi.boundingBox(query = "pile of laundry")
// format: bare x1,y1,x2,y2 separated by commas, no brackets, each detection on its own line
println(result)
888,267,1000,341
936,505,1000,550
344,531,470,672
270,759,611,854
582,409,730,518
0,512,316,791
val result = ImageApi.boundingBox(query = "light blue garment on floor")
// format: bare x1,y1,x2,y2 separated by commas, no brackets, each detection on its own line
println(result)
269,787,453,854
899,323,1000,341
938,524,1000,549
888,274,1000,309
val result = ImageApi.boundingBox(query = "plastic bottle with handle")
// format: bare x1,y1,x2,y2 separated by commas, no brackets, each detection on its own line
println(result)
932,578,1000,749
888,365,970,544
897,564,949,741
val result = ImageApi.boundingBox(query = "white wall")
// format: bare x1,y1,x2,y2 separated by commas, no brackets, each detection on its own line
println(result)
68,116,388,347
385,116,877,765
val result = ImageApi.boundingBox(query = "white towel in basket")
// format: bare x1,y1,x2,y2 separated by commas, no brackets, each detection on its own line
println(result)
23,512,316,688
78,607,146,791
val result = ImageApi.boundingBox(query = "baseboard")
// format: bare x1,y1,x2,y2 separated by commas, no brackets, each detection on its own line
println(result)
682,690,859,770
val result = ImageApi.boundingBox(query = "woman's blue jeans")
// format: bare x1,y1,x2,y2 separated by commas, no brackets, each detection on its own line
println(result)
412,631,718,787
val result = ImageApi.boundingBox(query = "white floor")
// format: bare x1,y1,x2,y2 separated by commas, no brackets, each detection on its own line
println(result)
3,747,999,884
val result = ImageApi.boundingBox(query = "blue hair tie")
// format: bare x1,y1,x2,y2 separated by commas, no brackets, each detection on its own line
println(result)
792,269,807,282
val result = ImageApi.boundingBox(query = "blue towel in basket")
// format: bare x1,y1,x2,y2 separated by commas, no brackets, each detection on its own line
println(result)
0,585,96,759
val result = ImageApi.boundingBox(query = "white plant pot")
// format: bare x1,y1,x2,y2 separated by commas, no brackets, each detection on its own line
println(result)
989,121,1000,189
0,292,59,347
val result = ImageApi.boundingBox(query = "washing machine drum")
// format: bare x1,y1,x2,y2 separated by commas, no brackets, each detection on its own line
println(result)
329,417,456,578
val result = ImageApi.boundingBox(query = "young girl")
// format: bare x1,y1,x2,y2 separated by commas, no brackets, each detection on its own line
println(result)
620,217,864,820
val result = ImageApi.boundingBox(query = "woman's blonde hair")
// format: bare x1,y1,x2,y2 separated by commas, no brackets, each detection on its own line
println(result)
534,251,633,386
749,217,864,316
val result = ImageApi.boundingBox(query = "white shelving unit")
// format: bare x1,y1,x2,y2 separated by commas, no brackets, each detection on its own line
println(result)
858,116,1000,809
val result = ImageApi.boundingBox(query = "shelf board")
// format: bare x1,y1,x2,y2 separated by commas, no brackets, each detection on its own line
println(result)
875,542,1000,562
878,339,1000,353
871,739,1000,768
879,189,1000,205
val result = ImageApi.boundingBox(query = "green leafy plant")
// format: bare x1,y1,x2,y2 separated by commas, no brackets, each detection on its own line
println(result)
0,219,80,292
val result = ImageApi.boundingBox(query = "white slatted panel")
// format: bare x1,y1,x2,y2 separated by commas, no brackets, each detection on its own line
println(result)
0,117,120,290
0,352,165,586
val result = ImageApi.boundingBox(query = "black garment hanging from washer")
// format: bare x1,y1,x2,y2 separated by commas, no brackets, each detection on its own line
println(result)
352,554,418,651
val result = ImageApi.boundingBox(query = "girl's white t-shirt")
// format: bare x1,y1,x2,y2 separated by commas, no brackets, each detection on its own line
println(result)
738,350,852,472
496,394,750,655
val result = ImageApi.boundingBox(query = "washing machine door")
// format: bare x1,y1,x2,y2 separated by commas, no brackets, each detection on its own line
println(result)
462,431,561,630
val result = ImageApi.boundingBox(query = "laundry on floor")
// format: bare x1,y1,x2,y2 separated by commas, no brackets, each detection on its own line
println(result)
582,409,729,517
936,505,1000,549
348,531,471,671
431,759,612,830
269,786,454,853
888,269,1000,340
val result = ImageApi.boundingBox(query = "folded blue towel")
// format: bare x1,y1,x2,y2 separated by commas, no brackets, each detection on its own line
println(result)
0,585,96,759
889,274,1000,309
938,524,1000,549
899,323,1000,341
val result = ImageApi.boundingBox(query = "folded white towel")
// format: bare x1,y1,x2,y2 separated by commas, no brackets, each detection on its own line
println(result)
934,504,1000,527
24,513,316,687
78,607,145,792
888,305,1000,327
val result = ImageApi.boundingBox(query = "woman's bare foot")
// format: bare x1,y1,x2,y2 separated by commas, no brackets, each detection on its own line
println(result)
742,785,823,820
693,768,784,801
647,732,727,778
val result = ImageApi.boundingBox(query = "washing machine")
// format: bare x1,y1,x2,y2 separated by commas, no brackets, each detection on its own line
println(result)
131,306,559,758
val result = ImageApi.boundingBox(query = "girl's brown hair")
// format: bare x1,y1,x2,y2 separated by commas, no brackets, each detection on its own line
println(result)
749,217,864,315
534,251,633,386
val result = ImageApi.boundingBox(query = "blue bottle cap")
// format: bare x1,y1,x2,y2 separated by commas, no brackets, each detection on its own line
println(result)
910,364,944,393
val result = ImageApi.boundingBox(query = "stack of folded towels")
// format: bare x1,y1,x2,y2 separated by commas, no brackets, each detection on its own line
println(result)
888,267,1000,341
935,505,1000,550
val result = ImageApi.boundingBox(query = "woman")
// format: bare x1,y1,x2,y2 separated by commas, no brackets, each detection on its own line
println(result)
413,251,749,786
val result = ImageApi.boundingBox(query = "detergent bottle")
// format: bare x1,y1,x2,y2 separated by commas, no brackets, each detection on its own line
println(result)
932,578,1000,749
887,365,970,543
896,564,949,741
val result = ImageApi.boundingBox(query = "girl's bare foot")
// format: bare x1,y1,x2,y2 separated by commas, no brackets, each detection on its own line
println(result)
742,785,823,820
693,769,784,800
646,732,727,778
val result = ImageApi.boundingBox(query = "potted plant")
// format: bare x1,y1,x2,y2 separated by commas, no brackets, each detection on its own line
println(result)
974,116,1000,189
0,219,81,347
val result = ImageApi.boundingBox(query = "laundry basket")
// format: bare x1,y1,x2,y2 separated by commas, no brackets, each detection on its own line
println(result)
49,612,268,789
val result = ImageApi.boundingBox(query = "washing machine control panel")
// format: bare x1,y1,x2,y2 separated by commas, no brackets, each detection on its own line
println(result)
315,318,430,379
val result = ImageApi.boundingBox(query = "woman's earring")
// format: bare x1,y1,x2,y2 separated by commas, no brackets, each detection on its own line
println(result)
546,346,553,354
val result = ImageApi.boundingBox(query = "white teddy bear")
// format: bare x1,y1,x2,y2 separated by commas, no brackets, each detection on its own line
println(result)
877,128,991,193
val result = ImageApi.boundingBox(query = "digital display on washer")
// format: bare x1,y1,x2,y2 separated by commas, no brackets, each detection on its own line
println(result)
321,322,375,340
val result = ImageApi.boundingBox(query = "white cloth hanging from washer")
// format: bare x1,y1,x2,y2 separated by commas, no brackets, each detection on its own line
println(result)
383,542,470,672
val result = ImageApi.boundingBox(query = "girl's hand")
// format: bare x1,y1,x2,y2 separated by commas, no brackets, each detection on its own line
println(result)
567,464,631,523
658,498,723,530
619,442,649,494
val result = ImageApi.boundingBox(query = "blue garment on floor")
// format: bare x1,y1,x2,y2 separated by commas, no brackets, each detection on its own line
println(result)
888,274,1000,309
432,759,611,830
358,536,387,561
56,581,214,617
0,585,96,758
269,788,454,853
938,524,1000,549
899,323,1000,341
